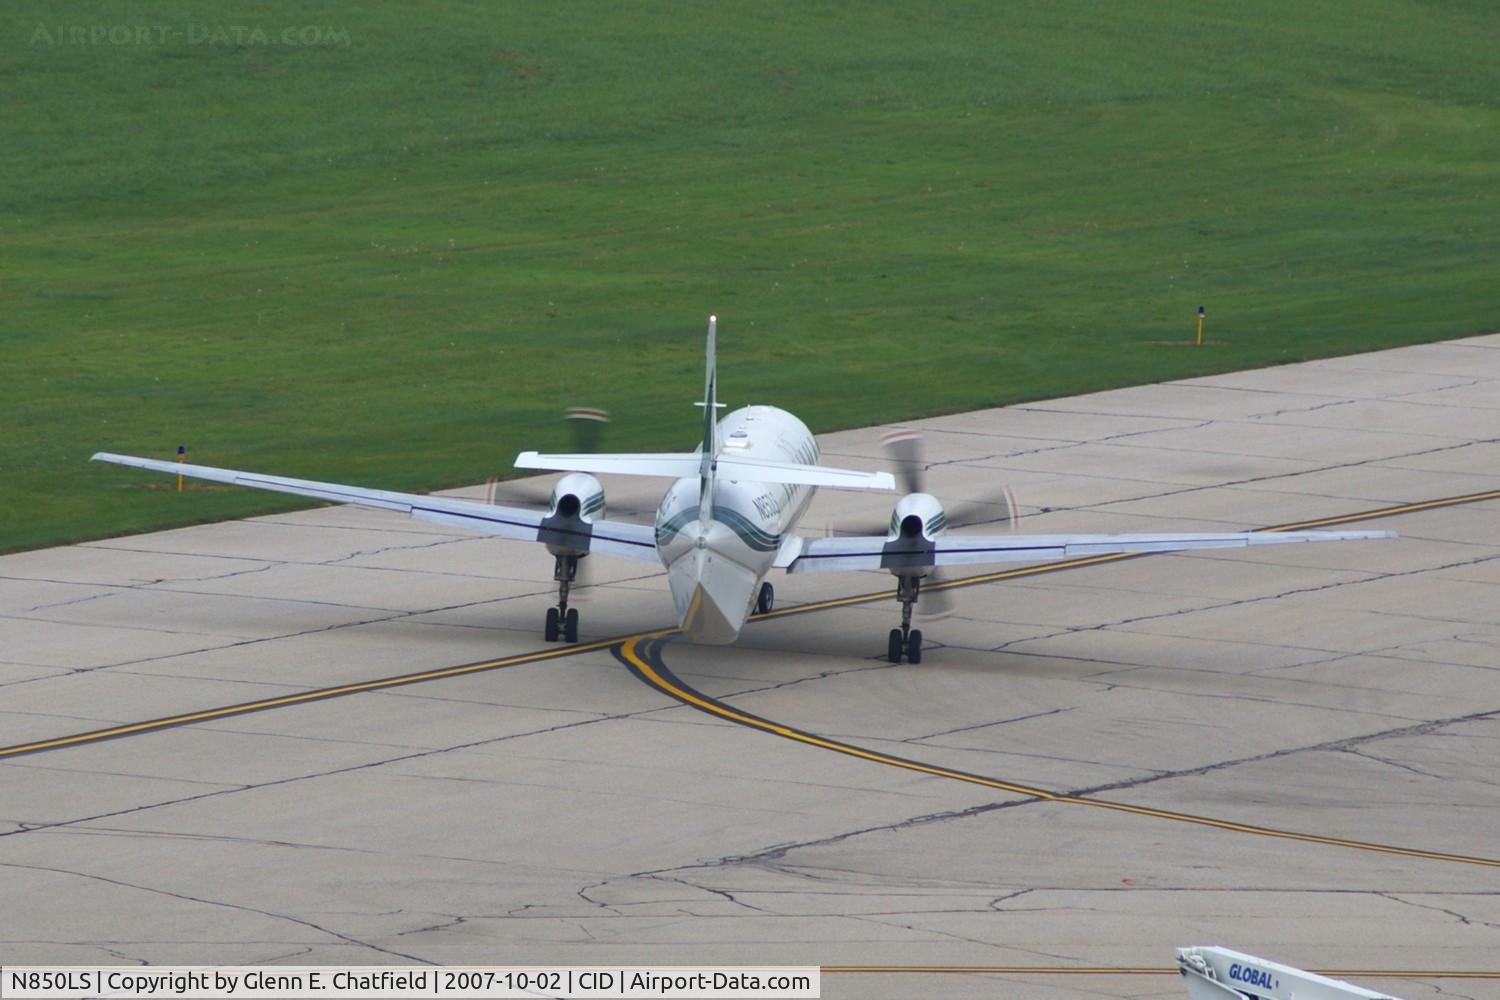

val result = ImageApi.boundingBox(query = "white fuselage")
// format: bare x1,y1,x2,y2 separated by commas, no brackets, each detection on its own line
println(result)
654,405,818,643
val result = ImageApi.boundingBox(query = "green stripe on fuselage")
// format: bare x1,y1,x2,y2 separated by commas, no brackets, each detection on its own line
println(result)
656,504,781,552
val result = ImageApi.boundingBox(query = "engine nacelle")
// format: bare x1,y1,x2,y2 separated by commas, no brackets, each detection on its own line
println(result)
548,473,605,523
540,473,604,556
882,492,945,577
887,492,946,542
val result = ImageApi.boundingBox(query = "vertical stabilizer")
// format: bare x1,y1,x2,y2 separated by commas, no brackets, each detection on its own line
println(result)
697,315,720,526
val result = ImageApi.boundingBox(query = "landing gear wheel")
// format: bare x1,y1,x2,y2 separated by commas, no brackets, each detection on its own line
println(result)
886,575,927,663
756,582,775,615
547,553,580,644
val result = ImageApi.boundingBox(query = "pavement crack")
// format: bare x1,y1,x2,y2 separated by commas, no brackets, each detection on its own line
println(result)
922,418,1217,472
843,911,1007,951
1013,432,1500,522
902,708,1073,743
647,704,1500,874
647,874,772,914
1246,397,1361,420
395,914,469,938
1376,893,1500,933
988,889,1036,910
991,549,1500,659
1340,748,1449,782
679,658,898,702
0,862,430,963
575,883,625,917
0,701,682,842
320,536,471,567
1068,705,1500,800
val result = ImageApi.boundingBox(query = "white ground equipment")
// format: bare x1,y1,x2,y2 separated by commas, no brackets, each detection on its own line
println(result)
1177,946,1399,1000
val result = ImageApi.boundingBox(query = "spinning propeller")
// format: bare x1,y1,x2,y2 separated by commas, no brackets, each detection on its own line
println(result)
880,429,1019,620
881,429,1019,531
488,406,612,507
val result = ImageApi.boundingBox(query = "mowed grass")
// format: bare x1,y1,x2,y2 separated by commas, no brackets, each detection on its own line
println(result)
4,1,1498,551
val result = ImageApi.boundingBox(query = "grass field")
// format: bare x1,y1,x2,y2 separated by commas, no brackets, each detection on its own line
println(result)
5,1,1498,551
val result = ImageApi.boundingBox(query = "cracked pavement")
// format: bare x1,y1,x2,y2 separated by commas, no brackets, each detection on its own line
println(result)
3,335,1500,998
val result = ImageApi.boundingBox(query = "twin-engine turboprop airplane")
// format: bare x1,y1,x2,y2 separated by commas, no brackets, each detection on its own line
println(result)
94,316,1395,663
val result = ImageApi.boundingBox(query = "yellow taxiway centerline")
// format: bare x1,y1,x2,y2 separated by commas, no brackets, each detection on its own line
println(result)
619,635,1500,869
0,636,622,760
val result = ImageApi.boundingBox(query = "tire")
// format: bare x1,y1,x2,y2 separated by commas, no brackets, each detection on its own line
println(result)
564,607,580,644
887,628,903,663
544,607,560,642
757,582,775,615
907,629,923,665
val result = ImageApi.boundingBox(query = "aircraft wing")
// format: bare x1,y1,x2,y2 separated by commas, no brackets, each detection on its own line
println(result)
91,452,660,563
784,528,1396,574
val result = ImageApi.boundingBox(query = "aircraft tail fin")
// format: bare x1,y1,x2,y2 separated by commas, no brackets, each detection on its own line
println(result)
695,315,721,526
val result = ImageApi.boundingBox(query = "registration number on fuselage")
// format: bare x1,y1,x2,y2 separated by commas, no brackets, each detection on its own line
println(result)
751,492,777,520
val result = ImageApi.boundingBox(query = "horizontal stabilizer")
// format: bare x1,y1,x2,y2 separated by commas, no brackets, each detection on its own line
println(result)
515,451,702,479
516,451,894,490
716,456,894,490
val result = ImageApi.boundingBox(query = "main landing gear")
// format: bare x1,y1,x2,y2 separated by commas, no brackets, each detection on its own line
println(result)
886,575,924,664
544,554,581,643
755,582,775,616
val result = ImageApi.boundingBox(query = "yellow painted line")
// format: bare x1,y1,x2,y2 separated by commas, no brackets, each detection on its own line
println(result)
1048,796,1500,867
1271,488,1500,532
621,635,1500,868
823,966,1500,978
0,636,621,760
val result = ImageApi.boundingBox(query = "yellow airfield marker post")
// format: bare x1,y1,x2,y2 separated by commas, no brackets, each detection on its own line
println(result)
176,444,185,493
1195,305,1205,346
